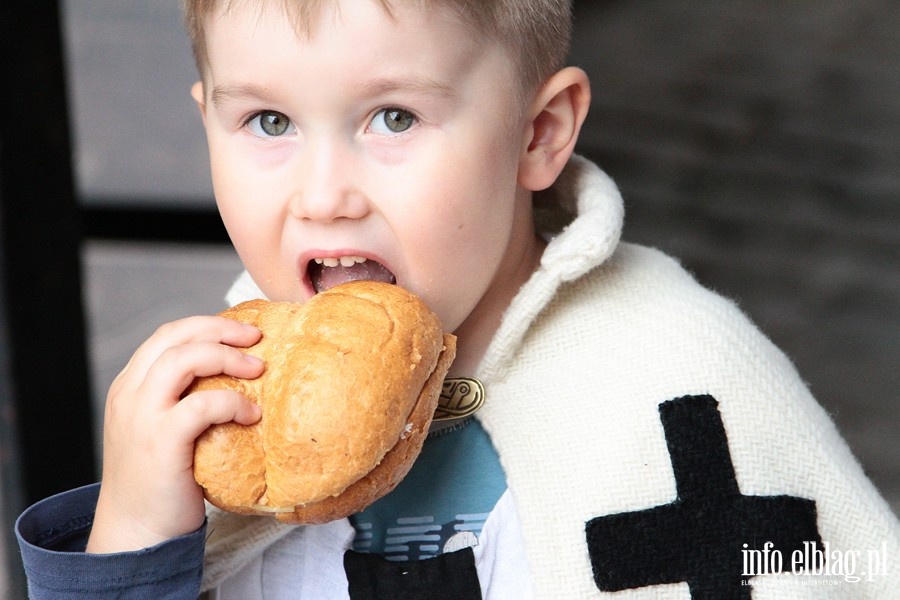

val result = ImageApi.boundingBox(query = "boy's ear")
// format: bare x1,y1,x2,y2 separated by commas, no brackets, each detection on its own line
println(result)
518,67,591,191
191,81,207,122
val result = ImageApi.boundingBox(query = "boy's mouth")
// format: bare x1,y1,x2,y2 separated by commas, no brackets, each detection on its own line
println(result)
308,256,397,294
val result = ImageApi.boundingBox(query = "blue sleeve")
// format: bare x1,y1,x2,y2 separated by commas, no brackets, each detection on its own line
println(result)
15,483,206,600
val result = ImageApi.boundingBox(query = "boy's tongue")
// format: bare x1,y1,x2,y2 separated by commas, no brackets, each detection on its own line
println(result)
312,260,396,293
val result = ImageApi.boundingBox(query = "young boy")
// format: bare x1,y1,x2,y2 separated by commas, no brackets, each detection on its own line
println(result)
16,0,899,598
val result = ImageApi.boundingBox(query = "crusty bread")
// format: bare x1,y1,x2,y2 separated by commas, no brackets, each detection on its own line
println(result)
190,281,456,523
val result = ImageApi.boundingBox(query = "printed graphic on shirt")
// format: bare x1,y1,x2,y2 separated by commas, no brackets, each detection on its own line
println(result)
350,419,506,561
353,512,490,561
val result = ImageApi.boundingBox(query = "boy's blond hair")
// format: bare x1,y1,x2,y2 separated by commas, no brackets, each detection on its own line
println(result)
183,0,572,95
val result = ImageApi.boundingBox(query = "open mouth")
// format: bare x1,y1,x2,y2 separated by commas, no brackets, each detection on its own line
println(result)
308,256,397,294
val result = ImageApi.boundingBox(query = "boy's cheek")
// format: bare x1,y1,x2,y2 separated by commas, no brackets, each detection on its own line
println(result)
209,127,297,168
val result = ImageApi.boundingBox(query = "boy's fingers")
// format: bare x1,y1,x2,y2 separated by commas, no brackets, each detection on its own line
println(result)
139,342,265,408
122,316,261,383
169,390,262,442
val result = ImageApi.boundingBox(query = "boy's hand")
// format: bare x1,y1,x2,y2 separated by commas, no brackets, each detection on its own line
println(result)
86,316,265,554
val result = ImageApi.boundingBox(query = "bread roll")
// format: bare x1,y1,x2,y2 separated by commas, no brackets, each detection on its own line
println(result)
190,281,456,523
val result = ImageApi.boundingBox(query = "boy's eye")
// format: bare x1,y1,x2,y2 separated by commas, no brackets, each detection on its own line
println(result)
247,110,295,137
370,108,416,134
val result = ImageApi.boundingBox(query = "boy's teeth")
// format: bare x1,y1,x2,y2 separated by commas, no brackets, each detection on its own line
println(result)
309,255,395,293
314,256,366,268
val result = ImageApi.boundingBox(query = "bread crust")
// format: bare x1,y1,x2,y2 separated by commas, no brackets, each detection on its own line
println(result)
190,281,456,523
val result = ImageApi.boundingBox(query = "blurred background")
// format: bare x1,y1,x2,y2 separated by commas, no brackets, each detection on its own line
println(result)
1,1,897,597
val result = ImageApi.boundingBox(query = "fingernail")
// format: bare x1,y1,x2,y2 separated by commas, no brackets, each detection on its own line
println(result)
244,353,264,366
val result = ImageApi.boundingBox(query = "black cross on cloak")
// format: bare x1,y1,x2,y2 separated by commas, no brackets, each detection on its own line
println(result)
586,394,822,599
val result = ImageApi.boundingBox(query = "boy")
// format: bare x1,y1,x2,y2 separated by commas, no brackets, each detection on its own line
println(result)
16,0,899,598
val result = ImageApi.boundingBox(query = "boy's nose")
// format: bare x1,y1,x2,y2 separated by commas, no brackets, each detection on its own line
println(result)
288,142,369,223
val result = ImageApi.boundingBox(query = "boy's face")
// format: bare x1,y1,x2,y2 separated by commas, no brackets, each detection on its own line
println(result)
194,1,541,337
